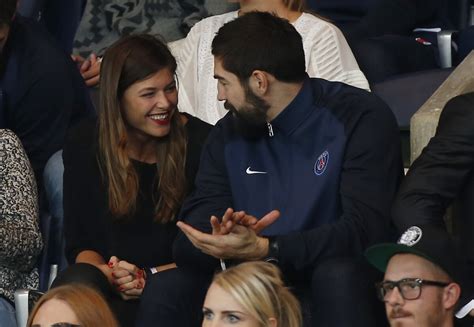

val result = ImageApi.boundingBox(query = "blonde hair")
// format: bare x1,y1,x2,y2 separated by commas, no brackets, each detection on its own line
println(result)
212,262,302,327
98,34,187,222
27,284,118,327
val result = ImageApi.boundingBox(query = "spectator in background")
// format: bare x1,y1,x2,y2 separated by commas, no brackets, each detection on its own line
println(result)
203,262,302,327
0,129,42,327
366,225,463,327
0,0,94,193
16,0,87,53
56,34,211,326
73,0,238,87
27,284,118,327
173,0,370,124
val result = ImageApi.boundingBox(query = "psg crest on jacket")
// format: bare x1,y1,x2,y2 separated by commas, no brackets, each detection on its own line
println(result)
314,150,329,176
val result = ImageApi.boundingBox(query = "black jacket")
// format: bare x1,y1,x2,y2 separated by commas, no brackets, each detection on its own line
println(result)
392,92,474,308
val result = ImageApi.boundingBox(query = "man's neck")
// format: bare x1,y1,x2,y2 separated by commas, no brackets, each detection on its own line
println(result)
435,313,454,327
266,81,304,122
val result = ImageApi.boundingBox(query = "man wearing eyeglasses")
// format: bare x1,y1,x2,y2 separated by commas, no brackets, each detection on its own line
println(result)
365,225,463,327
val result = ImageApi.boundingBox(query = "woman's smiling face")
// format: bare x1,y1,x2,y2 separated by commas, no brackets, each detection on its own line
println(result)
121,67,178,144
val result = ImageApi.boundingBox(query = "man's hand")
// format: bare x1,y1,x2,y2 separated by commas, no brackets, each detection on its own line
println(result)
71,53,101,87
177,219,272,261
210,208,280,235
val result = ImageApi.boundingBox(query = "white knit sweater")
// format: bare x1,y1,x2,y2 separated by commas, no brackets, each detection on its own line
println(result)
171,11,370,125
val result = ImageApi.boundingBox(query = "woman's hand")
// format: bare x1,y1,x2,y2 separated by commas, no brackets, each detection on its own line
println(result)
108,256,145,300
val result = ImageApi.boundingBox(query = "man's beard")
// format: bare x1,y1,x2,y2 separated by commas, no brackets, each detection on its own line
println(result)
224,85,270,140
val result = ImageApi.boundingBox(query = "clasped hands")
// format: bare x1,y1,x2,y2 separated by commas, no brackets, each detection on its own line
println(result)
105,256,145,301
177,208,280,261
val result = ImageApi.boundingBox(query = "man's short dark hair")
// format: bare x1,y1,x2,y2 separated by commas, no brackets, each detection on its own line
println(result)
0,0,16,26
211,11,306,84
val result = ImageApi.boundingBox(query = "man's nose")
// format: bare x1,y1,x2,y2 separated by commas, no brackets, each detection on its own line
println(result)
385,286,405,306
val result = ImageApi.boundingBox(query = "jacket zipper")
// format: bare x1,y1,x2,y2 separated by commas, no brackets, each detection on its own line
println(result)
267,122,274,137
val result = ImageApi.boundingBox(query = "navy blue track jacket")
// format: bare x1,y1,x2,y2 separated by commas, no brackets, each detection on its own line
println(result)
174,78,403,272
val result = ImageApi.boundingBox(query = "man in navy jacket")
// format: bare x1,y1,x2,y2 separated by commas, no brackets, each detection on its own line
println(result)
138,12,403,327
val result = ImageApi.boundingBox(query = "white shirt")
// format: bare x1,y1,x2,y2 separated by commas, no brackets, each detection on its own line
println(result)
456,299,474,319
171,11,370,125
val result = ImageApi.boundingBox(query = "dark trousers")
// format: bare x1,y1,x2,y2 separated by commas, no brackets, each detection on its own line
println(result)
52,263,139,327
136,268,212,327
136,257,387,327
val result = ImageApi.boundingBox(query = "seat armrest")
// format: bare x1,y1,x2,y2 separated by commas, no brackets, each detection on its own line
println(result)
14,289,45,327
48,264,58,289
438,30,457,68
14,290,30,327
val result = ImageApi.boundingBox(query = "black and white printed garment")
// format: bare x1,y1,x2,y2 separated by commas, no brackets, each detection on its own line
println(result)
0,129,42,302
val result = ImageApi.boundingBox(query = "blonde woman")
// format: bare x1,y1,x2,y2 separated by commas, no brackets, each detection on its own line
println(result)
173,0,370,124
203,262,302,327
27,285,118,327
57,34,212,326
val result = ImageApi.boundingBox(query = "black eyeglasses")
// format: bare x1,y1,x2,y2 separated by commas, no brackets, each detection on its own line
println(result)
376,278,450,301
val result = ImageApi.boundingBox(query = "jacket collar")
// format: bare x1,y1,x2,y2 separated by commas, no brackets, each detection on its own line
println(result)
269,76,319,136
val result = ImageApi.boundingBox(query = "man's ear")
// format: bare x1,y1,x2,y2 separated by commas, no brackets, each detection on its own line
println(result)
249,70,270,96
443,282,461,310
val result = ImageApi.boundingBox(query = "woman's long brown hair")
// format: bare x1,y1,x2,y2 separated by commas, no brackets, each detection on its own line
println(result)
98,34,187,223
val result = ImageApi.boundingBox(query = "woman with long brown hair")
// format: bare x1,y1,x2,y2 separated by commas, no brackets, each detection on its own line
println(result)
56,34,212,326
27,285,118,327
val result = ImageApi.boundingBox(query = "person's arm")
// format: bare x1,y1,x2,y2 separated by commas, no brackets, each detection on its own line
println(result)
0,130,42,272
173,121,234,271
305,17,370,91
76,250,113,283
392,93,474,231
276,95,403,271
